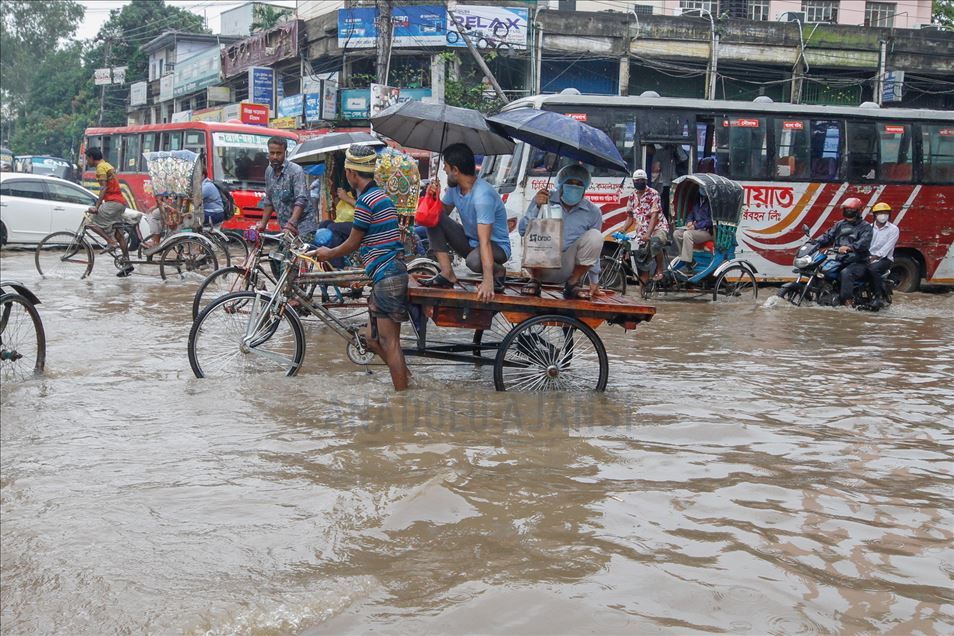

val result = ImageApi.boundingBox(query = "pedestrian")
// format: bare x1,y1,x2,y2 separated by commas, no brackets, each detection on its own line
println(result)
311,144,410,391
84,147,134,277
254,137,318,240
418,143,511,302
867,202,899,303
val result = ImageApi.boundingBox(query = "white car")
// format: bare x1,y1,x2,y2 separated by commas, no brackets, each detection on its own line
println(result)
0,173,139,245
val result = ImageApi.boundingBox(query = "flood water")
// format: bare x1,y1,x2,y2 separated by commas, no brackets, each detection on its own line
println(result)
2,248,953,635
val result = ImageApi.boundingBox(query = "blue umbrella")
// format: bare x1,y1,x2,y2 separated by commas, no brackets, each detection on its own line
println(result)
487,109,628,173
305,163,326,176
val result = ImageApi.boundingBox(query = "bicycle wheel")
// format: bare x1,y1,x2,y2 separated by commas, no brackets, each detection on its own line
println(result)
1,293,46,380
599,255,626,294
493,315,608,392
159,237,219,282
191,265,272,320
221,229,251,261
713,265,758,302
35,231,94,278
189,291,305,378
206,232,232,269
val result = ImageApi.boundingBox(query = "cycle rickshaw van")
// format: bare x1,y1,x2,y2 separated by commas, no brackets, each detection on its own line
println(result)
665,173,760,301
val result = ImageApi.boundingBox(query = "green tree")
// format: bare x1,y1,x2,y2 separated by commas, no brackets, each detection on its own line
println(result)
85,0,209,127
934,0,954,28
0,0,84,117
250,4,293,32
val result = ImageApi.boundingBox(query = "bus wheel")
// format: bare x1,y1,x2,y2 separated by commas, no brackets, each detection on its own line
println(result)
889,255,920,293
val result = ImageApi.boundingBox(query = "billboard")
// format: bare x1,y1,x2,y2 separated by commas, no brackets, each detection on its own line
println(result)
340,89,370,120
240,102,269,125
447,6,528,50
248,66,275,111
130,81,148,106
277,93,304,118
338,5,446,48
159,74,174,102
321,78,338,121
370,84,400,118
221,20,300,78
174,47,222,97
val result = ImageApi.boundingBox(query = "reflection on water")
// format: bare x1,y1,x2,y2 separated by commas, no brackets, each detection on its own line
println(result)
1,250,953,635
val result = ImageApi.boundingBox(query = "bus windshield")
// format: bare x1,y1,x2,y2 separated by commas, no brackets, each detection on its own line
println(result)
211,131,298,187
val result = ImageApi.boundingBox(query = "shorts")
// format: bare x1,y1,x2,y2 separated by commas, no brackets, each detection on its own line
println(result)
369,260,409,323
91,201,126,228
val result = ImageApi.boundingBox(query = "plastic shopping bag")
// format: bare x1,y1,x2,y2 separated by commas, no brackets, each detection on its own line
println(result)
415,192,443,228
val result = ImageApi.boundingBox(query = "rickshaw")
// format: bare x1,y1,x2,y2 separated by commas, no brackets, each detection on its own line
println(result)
604,173,759,302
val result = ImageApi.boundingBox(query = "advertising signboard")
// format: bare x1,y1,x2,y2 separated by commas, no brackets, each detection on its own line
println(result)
174,47,222,97
277,93,303,118
130,81,148,106
240,102,269,125
159,74,174,102
370,84,400,118
304,93,321,123
207,86,231,103
339,5,446,48
446,6,529,50
340,89,370,120
321,78,338,121
221,20,300,78
270,116,297,129
248,66,275,111
171,110,193,123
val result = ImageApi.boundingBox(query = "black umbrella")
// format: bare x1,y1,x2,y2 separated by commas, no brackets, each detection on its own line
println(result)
487,109,628,173
288,132,384,164
370,101,514,156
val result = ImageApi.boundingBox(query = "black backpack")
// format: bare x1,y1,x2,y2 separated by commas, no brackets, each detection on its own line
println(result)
212,180,237,221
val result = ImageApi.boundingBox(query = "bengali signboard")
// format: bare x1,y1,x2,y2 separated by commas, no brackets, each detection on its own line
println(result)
221,20,300,78
248,66,275,111
446,6,528,50
159,74,174,102
370,84,400,118
270,116,297,129
174,47,222,97
207,86,231,103
240,102,269,125
277,93,304,118
396,88,432,104
338,5,446,48
340,89,370,120
94,68,111,86
304,93,321,123
171,110,192,123
130,81,148,106
321,78,338,120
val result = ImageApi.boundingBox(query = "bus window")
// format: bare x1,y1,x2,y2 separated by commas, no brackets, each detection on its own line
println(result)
715,116,768,180
846,121,878,182
121,134,141,172
184,131,206,155
810,120,842,181
142,133,156,155
160,131,182,151
921,124,954,183
879,124,912,182
773,119,811,179
525,147,572,178
502,143,523,188
102,135,121,169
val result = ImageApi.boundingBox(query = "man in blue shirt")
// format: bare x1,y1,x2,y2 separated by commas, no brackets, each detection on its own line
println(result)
420,143,511,302
517,164,603,299
672,191,713,272
201,165,225,226
254,137,318,239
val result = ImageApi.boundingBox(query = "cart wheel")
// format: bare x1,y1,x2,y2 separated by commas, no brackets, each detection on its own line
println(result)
493,314,608,392
188,291,304,378
713,265,758,302
347,333,376,366
1,292,46,381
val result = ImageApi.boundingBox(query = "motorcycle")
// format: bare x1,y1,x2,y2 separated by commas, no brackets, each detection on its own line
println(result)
778,224,893,310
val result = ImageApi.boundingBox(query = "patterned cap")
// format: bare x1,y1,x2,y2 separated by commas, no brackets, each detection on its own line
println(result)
345,144,377,173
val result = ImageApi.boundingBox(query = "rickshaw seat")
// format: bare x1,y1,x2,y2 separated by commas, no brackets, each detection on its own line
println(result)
700,240,715,252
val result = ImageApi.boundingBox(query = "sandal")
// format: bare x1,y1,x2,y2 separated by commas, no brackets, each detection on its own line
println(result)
494,276,506,293
519,279,542,296
563,281,586,300
418,273,455,289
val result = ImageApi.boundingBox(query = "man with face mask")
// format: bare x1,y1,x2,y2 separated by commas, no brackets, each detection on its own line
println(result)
419,143,511,302
255,137,318,239
867,202,899,302
621,168,668,285
517,164,604,299
813,197,873,306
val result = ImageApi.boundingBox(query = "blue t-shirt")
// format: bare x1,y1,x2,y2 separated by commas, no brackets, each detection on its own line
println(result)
442,178,511,258
202,179,224,215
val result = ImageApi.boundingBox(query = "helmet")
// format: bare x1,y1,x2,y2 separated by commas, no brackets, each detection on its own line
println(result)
842,197,863,211
632,169,648,180
872,202,892,214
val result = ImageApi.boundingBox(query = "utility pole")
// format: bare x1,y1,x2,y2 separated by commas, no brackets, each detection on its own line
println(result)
376,0,392,85
447,9,509,104
99,39,112,126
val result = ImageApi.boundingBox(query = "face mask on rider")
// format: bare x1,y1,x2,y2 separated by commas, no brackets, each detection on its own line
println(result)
876,213,889,224
560,184,585,206
634,180,647,192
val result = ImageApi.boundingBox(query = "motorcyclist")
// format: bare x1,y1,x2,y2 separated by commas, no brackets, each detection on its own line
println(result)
812,197,872,306
867,202,899,304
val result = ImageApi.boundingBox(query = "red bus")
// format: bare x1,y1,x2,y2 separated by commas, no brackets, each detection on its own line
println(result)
83,121,300,231
483,94,954,291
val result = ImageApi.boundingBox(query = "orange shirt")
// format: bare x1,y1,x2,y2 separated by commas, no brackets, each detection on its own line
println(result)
96,160,125,204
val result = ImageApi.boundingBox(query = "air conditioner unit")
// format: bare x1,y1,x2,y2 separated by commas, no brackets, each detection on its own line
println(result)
779,11,805,23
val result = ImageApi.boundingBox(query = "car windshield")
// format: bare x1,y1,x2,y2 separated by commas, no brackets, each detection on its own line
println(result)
211,132,298,188
31,158,72,179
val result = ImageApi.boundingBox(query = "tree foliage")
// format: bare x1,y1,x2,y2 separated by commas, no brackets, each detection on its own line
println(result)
250,4,293,33
934,0,954,28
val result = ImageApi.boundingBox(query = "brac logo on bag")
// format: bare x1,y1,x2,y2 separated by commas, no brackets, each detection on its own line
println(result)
528,233,551,243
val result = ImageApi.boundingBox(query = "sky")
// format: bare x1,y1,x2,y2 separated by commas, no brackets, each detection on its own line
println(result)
75,0,296,40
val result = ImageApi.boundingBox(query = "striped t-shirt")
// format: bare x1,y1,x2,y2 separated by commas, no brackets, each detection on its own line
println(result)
353,184,404,283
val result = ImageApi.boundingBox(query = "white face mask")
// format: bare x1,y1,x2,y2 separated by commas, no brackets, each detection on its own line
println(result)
876,214,889,224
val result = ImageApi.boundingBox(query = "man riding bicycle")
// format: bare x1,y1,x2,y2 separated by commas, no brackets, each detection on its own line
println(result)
84,147,133,277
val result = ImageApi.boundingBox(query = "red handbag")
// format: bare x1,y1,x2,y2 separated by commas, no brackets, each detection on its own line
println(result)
415,192,442,228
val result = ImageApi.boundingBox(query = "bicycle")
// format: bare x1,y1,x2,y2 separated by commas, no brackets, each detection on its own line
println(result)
1,280,46,381
35,211,221,281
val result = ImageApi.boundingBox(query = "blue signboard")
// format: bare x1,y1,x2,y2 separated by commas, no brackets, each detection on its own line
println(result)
396,88,432,104
277,93,304,118
304,93,321,123
248,66,275,111
338,5,445,48
340,88,370,120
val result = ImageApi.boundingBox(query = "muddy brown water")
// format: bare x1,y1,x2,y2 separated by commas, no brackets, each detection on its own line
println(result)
1,248,952,635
